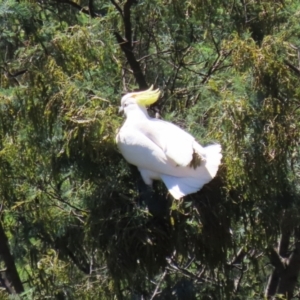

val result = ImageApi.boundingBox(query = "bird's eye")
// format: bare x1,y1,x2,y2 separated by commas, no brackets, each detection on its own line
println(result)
124,103,128,107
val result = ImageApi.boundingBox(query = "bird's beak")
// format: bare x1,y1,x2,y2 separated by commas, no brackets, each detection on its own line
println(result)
118,106,124,113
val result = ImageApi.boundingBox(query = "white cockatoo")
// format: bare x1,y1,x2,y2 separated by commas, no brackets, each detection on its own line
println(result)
116,86,222,199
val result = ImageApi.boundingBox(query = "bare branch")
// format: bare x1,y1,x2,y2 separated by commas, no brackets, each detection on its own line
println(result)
114,31,147,89
0,270,14,294
88,0,96,17
277,241,300,299
265,231,300,299
233,265,244,294
123,0,136,47
279,212,292,258
0,222,24,294
267,247,285,273
110,0,123,16
230,247,247,266
201,50,232,84
265,269,280,299
284,59,300,77
150,270,167,300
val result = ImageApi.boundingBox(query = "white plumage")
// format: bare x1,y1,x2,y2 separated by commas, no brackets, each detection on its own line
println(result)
116,86,222,199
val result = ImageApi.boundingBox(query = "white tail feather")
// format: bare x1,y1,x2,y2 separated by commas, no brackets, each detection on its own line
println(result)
203,144,222,178
161,144,222,199
160,174,209,199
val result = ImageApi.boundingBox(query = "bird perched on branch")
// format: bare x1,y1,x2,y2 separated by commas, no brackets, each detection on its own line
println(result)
116,86,222,199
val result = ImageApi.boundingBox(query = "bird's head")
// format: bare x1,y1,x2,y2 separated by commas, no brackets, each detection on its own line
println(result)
119,85,160,117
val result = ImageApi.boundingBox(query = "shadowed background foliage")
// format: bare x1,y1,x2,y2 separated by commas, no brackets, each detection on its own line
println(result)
1,0,300,299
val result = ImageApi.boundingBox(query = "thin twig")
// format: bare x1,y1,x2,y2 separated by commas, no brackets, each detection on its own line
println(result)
150,270,167,300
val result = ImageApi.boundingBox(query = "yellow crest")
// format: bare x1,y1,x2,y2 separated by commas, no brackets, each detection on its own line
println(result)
132,85,160,106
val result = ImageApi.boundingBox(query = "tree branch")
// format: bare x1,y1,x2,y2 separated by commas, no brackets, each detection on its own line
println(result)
110,0,147,89
0,222,24,294
284,59,300,77
267,247,285,273
265,226,300,299
123,0,136,46
265,248,285,299
201,50,232,84
110,0,123,17
277,228,300,299
279,212,292,258
265,269,280,299
277,241,300,299
150,270,167,300
230,247,247,265
88,0,96,18
0,271,14,294
114,31,147,89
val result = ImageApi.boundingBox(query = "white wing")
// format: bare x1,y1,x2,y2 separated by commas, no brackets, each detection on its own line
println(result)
134,119,205,167
116,124,171,173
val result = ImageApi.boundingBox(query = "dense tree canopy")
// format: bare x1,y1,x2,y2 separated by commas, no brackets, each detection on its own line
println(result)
1,0,300,299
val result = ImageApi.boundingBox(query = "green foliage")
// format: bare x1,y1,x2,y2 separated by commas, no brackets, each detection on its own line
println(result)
1,0,300,299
